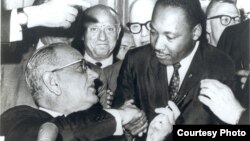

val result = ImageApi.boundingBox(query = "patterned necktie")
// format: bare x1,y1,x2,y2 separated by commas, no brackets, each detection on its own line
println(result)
169,62,181,100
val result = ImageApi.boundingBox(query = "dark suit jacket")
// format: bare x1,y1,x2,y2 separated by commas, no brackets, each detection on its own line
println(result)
0,104,117,141
113,41,235,125
85,57,122,108
217,19,249,71
217,20,250,124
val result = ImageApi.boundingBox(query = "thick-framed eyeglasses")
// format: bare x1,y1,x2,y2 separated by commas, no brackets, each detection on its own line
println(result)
51,59,87,73
126,21,151,34
207,15,241,26
87,23,120,35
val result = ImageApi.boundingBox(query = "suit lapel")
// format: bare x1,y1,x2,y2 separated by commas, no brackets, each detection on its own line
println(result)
178,45,205,108
149,51,170,103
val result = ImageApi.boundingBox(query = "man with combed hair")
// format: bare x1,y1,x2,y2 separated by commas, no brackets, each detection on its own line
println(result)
114,0,235,140
0,43,144,141
127,0,157,47
206,0,240,47
73,4,123,98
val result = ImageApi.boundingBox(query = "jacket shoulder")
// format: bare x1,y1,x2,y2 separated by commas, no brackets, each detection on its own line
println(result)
202,44,235,71
126,44,153,64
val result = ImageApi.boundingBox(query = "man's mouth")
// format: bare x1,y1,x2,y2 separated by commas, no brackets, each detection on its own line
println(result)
155,52,170,59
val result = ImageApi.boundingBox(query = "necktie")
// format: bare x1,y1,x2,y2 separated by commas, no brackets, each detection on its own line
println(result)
95,62,102,68
169,62,181,100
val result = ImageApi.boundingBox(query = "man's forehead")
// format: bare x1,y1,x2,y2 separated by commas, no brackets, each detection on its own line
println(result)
153,6,186,23
152,6,189,32
209,2,239,16
87,8,118,24
56,47,83,62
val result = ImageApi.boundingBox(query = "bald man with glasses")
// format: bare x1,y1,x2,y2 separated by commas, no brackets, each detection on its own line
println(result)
206,0,240,47
0,43,145,141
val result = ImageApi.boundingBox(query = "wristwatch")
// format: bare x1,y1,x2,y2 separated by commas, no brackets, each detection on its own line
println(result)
17,8,28,30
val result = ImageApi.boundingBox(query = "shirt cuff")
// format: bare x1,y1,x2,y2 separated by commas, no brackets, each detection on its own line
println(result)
105,109,123,135
10,9,23,42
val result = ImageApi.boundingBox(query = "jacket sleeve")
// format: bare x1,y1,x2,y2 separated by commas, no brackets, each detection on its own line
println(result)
113,51,136,108
53,104,117,141
0,105,117,141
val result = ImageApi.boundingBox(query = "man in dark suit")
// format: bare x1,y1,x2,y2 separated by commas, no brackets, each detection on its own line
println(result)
199,19,250,124
73,4,149,139
0,43,144,141
114,0,235,139
1,0,91,114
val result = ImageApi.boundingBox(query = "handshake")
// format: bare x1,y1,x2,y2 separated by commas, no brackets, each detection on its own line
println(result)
117,100,180,141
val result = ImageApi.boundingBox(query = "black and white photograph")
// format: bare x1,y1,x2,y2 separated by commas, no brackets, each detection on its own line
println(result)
1,0,249,141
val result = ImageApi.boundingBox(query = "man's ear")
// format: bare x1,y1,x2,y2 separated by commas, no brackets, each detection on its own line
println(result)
192,24,202,41
42,72,61,96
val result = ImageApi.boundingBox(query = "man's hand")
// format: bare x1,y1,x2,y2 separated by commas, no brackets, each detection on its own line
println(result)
236,69,250,89
106,90,114,109
146,101,180,141
118,100,148,137
24,0,91,28
98,89,114,109
199,79,245,124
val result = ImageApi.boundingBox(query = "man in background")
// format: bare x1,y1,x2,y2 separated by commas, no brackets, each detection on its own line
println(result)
206,0,240,47
127,0,156,47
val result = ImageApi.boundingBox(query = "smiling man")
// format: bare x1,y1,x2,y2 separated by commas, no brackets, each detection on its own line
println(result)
114,0,235,140
0,43,144,141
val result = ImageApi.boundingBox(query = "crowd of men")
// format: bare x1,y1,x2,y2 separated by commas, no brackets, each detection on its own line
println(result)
0,0,249,141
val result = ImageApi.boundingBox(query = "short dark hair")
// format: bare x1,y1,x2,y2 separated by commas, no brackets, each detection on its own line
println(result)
80,4,120,34
206,0,236,16
154,0,206,41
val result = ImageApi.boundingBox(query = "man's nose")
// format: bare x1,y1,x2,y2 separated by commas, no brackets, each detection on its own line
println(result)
141,26,149,37
87,68,99,80
154,35,165,50
98,30,107,41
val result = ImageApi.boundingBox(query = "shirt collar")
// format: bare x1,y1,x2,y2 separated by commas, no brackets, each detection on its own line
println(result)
179,41,199,68
39,107,64,117
84,52,113,68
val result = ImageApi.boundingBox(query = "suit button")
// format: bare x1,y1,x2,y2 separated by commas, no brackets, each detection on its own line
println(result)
95,116,100,121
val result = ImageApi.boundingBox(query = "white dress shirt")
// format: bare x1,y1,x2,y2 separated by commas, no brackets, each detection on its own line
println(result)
167,41,200,89
39,107,123,135
84,53,113,68
10,9,23,42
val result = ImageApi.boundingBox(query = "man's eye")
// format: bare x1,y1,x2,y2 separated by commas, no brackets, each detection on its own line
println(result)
166,35,176,40
107,27,115,32
90,27,98,32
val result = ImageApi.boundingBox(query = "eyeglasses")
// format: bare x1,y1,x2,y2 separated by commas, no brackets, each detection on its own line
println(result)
51,59,87,73
126,21,151,34
207,15,241,26
87,23,119,35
